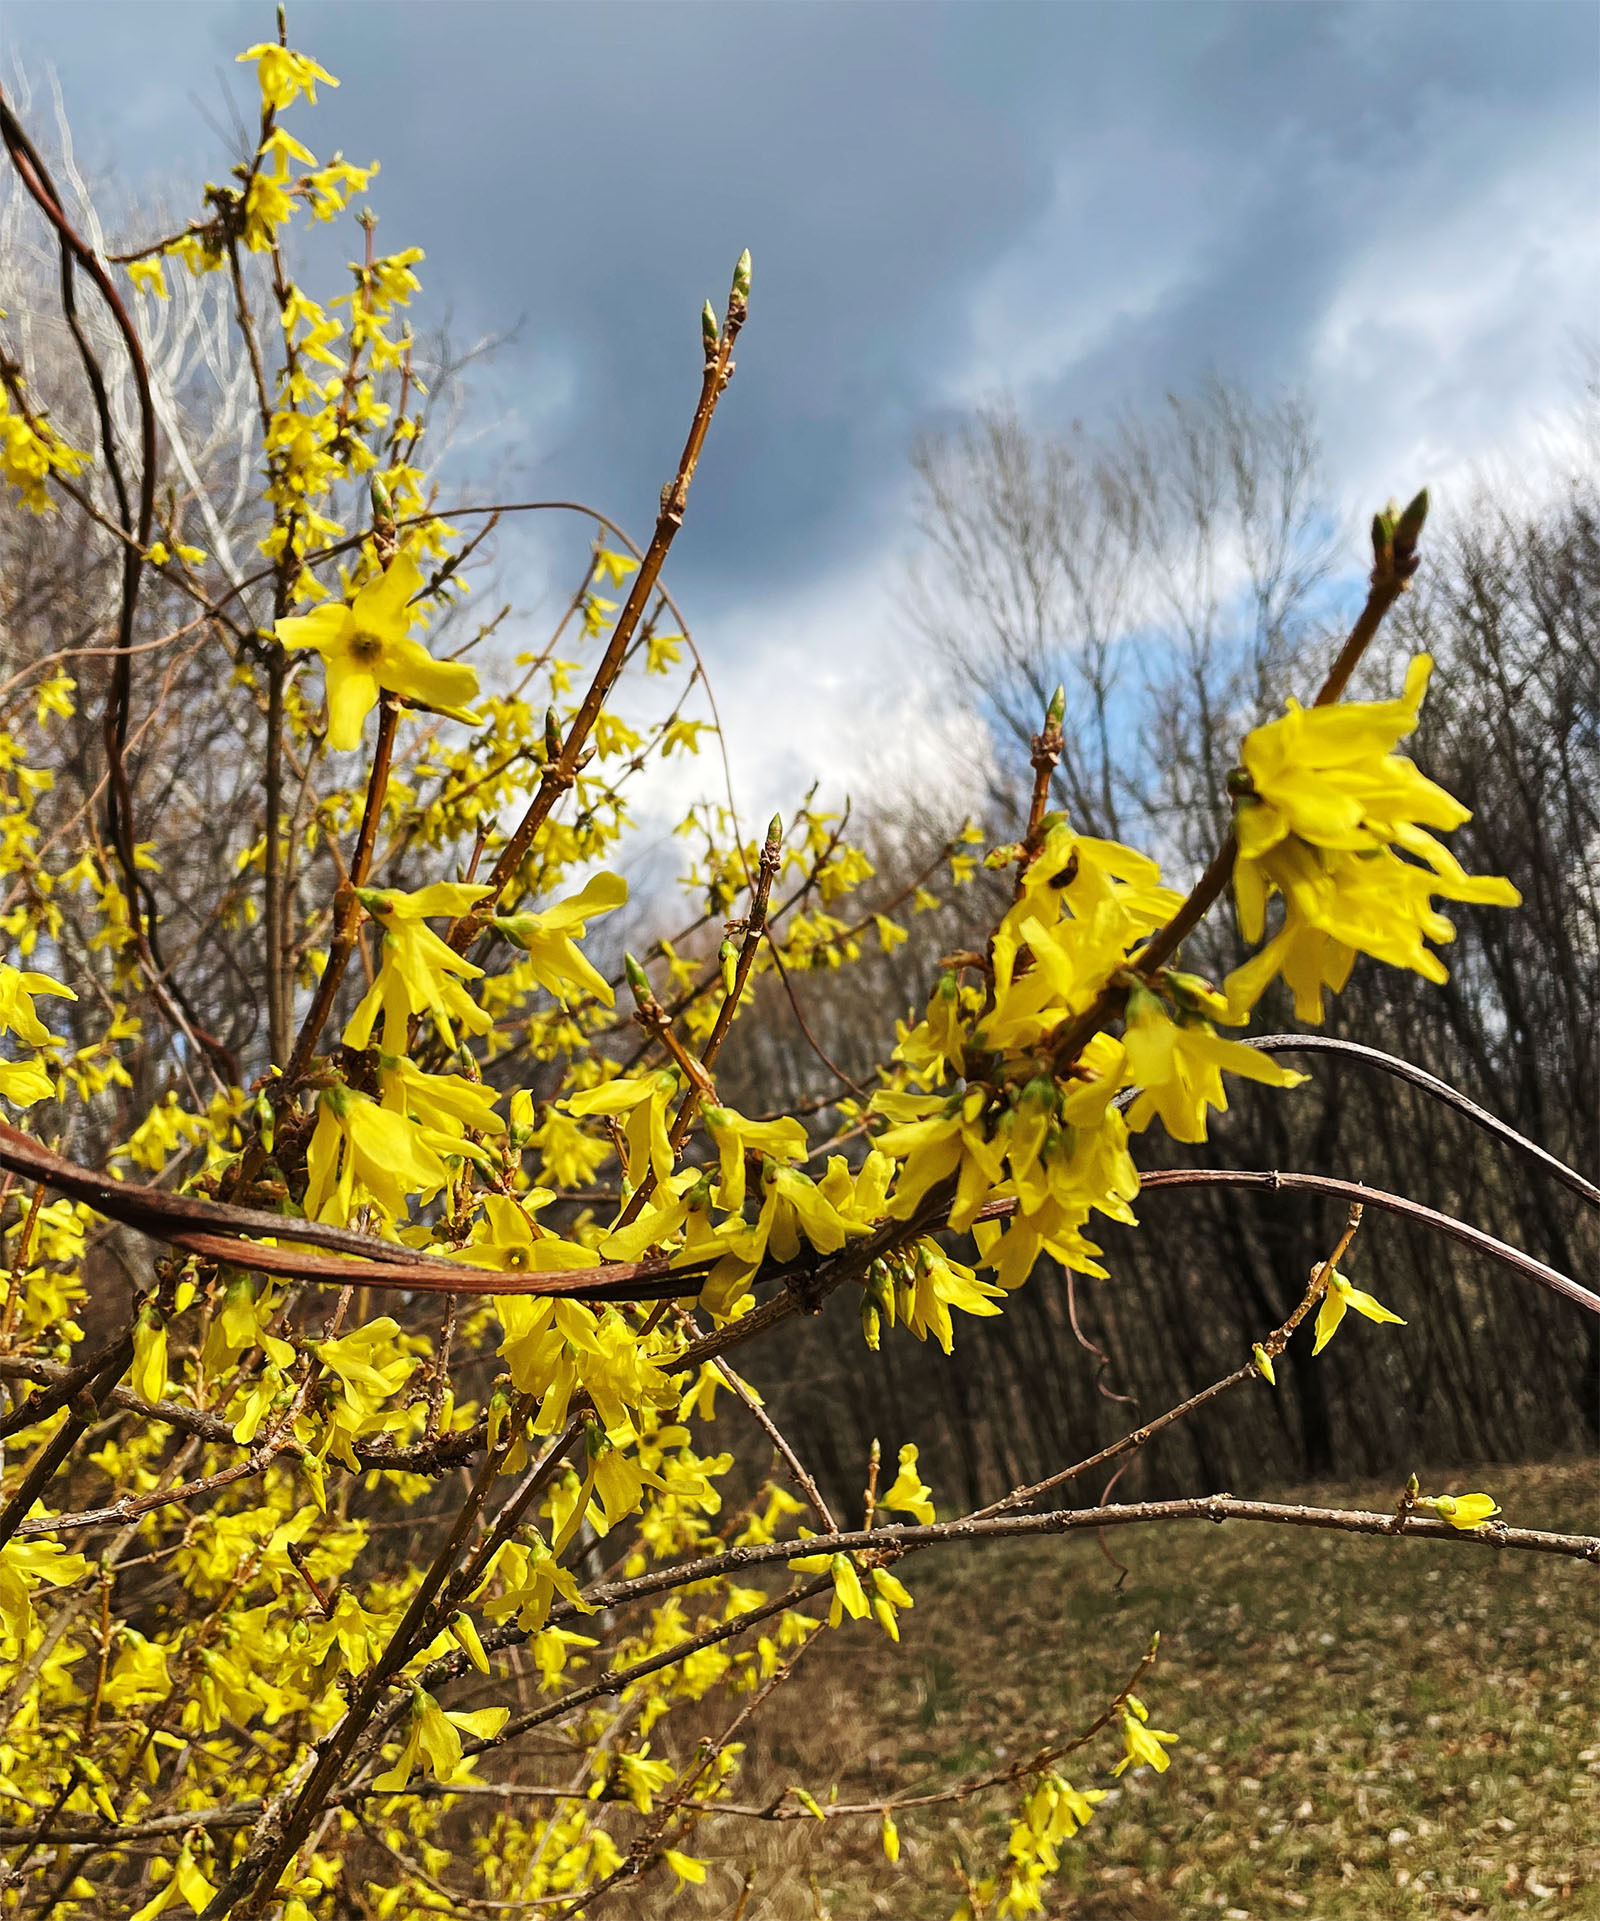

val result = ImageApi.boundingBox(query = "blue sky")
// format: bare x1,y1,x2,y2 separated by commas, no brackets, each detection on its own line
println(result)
4,0,1595,818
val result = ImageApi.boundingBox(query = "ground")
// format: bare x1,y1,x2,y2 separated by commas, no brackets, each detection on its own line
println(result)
639,1459,1599,1919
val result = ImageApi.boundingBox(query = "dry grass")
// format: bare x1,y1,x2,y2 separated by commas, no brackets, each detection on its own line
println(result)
633,1459,1598,1919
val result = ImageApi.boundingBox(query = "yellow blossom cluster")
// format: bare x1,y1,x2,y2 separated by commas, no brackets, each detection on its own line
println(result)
0,20,1536,1921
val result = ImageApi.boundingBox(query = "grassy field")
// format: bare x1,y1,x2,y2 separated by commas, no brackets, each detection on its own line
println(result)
642,1460,1598,1920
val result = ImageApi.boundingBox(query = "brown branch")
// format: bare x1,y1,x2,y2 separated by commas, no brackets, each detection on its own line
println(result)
1242,1034,1600,1209
967,1205,1364,1523
279,695,400,1092
544,1499,1598,1636
448,261,750,955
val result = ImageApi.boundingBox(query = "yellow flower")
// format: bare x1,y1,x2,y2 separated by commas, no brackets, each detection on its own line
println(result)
302,1082,452,1224
377,1054,502,1146
0,1539,89,1651
492,870,628,1006
236,41,338,113
127,258,168,299
1228,656,1519,1018
451,1190,598,1278
128,1840,217,1921
662,1850,707,1889
1121,986,1306,1145
275,552,479,751
871,1565,915,1641
312,1318,415,1460
563,1071,679,1188
0,964,76,1046
1426,1490,1501,1530
0,1058,53,1108
372,1685,506,1789
0,380,90,512
449,1611,491,1674
131,1303,168,1405
344,882,495,1052
701,1103,809,1213
879,1443,934,1524
827,1553,869,1626
1312,1267,1406,1354
1111,1695,1179,1776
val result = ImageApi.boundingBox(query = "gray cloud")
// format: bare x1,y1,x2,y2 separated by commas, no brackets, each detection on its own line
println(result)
4,0,1593,812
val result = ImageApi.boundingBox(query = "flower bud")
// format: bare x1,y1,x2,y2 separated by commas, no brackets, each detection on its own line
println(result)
449,1610,491,1675
623,953,654,1008
1394,486,1429,556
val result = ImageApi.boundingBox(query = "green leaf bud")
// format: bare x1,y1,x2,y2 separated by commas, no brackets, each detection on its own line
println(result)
624,952,654,1007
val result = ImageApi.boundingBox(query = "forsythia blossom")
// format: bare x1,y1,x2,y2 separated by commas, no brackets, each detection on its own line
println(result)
276,552,479,750
1226,656,1520,1020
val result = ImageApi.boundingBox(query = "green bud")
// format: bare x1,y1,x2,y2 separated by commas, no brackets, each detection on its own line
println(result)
1166,969,1228,1019
1019,1074,1055,1112
864,1260,894,1325
486,1384,512,1455
718,935,739,998
732,248,752,301
624,953,654,1007
766,811,783,848
701,300,719,350
544,708,563,762
491,915,535,952
1252,1343,1276,1386
1392,487,1429,576
860,1296,881,1352
369,474,393,523
1123,980,1165,1026
254,1090,275,1155
1045,683,1065,728
1394,486,1429,551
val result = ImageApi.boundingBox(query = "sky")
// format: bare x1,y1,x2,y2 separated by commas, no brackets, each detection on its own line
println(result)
3,0,1595,830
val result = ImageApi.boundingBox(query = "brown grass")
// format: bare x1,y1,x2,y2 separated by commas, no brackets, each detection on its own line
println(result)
630,1459,1598,1919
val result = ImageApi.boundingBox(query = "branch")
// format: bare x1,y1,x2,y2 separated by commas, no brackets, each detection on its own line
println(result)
545,1499,1598,1633
1241,1034,1600,1209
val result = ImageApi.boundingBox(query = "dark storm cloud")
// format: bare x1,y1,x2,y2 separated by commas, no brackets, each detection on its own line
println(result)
3,1,1593,800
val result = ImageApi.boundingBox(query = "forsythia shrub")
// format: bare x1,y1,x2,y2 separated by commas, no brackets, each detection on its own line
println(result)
0,19,1590,1921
